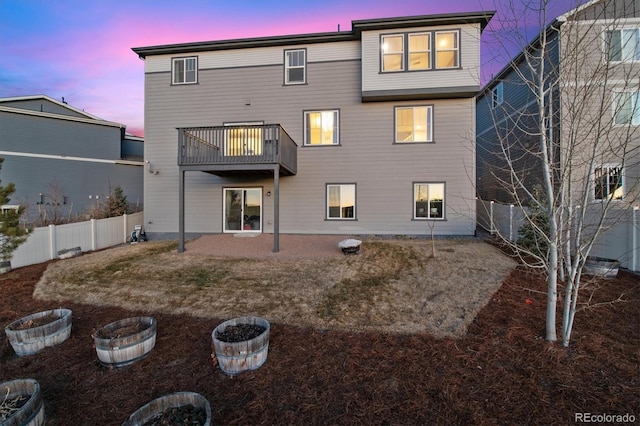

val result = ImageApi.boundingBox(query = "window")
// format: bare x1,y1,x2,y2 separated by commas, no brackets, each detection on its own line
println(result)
395,106,433,143
408,33,430,70
285,49,306,84
414,183,444,219
435,31,459,68
614,91,640,125
594,166,623,200
304,110,339,145
607,28,640,62
381,30,459,72
327,184,356,219
492,82,503,108
172,57,197,84
381,34,404,72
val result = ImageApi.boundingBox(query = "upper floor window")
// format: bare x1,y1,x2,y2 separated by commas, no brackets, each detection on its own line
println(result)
285,49,306,84
492,82,504,108
594,165,623,200
414,183,445,219
381,34,404,71
607,28,640,62
381,30,459,72
614,91,640,125
172,57,197,84
395,106,433,143
304,110,339,145
327,184,356,220
435,31,459,69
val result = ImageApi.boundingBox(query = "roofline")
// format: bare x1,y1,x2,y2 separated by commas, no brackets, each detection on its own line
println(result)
132,11,495,58
0,105,125,129
0,94,105,121
556,0,602,22
478,19,563,97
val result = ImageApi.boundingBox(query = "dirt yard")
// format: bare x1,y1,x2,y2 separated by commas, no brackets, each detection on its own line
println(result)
0,235,638,425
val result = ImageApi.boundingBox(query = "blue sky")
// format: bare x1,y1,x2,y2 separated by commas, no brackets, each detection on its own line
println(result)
0,0,583,136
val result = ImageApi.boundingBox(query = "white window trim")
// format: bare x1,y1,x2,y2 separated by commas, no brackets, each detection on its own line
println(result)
303,110,340,146
492,82,504,108
434,30,460,69
413,183,445,220
381,30,460,72
408,32,431,71
284,49,306,85
395,105,434,143
326,184,356,220
381,34,405,72
606,27,640,63
613,90,640,126
172,56,198,85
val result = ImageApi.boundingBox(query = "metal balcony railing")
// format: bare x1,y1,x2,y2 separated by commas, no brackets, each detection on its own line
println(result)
177,124,297,175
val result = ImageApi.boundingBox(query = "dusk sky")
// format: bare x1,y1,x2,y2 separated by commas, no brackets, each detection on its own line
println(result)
0,0,583,137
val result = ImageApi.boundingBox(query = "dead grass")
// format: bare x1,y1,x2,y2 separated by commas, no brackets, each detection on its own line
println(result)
34,238,516,338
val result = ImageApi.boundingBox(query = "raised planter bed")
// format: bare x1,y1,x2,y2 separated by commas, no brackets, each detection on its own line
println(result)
93,317,157,368
121,392,211,426
0,378,45,426
5,308,72,356
211,316,270,375
583,256,620,278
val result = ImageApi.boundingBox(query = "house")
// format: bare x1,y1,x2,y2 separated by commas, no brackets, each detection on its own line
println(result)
476,0,640,269
476,0,640,205
0,95,144,224
132,11,495,252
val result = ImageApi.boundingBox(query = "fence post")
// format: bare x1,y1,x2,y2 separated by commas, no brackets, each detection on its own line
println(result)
123,214,129,243
91,219,97,251
509,204,515,241
490,201,495,235
48,224,56,260
633,207,639,272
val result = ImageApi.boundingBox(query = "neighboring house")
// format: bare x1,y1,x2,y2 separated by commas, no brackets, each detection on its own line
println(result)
476,0,640,270
476,0,640,205
0,95,144,223
132,11,494,251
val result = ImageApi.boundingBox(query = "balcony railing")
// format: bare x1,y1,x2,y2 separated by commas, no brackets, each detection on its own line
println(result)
177,124,297,175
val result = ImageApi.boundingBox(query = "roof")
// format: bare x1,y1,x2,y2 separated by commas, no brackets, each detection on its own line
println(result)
0,94,105,121
132,11,495,58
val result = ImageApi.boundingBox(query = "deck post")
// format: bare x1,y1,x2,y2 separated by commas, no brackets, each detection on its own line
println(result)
273,166,280,252
178,169,185,253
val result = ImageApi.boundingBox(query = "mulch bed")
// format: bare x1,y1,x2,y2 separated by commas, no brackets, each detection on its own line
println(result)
0,259,638,425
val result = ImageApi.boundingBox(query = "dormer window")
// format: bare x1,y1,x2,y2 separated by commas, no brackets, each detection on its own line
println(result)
172,57,197,84
381,30,459,72
284,49,306,85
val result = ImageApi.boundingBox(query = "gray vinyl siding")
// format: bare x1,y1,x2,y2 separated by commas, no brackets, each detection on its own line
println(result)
1,155,143,223
144,59,476,236
1,108,143,223
0,110,121,159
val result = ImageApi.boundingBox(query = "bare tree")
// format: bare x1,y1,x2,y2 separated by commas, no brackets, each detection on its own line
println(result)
478,0,640,346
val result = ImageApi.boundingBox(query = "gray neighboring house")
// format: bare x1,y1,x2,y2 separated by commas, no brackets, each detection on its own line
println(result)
476,0,640,205
0,95,144,223
132,11,494,251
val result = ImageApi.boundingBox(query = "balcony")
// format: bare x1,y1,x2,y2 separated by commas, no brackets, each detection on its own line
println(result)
177,124,297,176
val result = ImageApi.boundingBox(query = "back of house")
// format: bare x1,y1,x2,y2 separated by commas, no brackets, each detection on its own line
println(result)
133,11,494,243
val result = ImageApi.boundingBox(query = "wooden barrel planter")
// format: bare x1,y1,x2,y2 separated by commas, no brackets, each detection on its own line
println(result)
121,392,211,426
5,308,72,356
57,246,82,259
583,256,620,278
211,316,270,375
0,378,45,426
0,260,11,274
93,317,157,368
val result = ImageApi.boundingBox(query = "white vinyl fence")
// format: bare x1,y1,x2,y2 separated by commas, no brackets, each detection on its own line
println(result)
477,199,639,272
10,212,144,269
